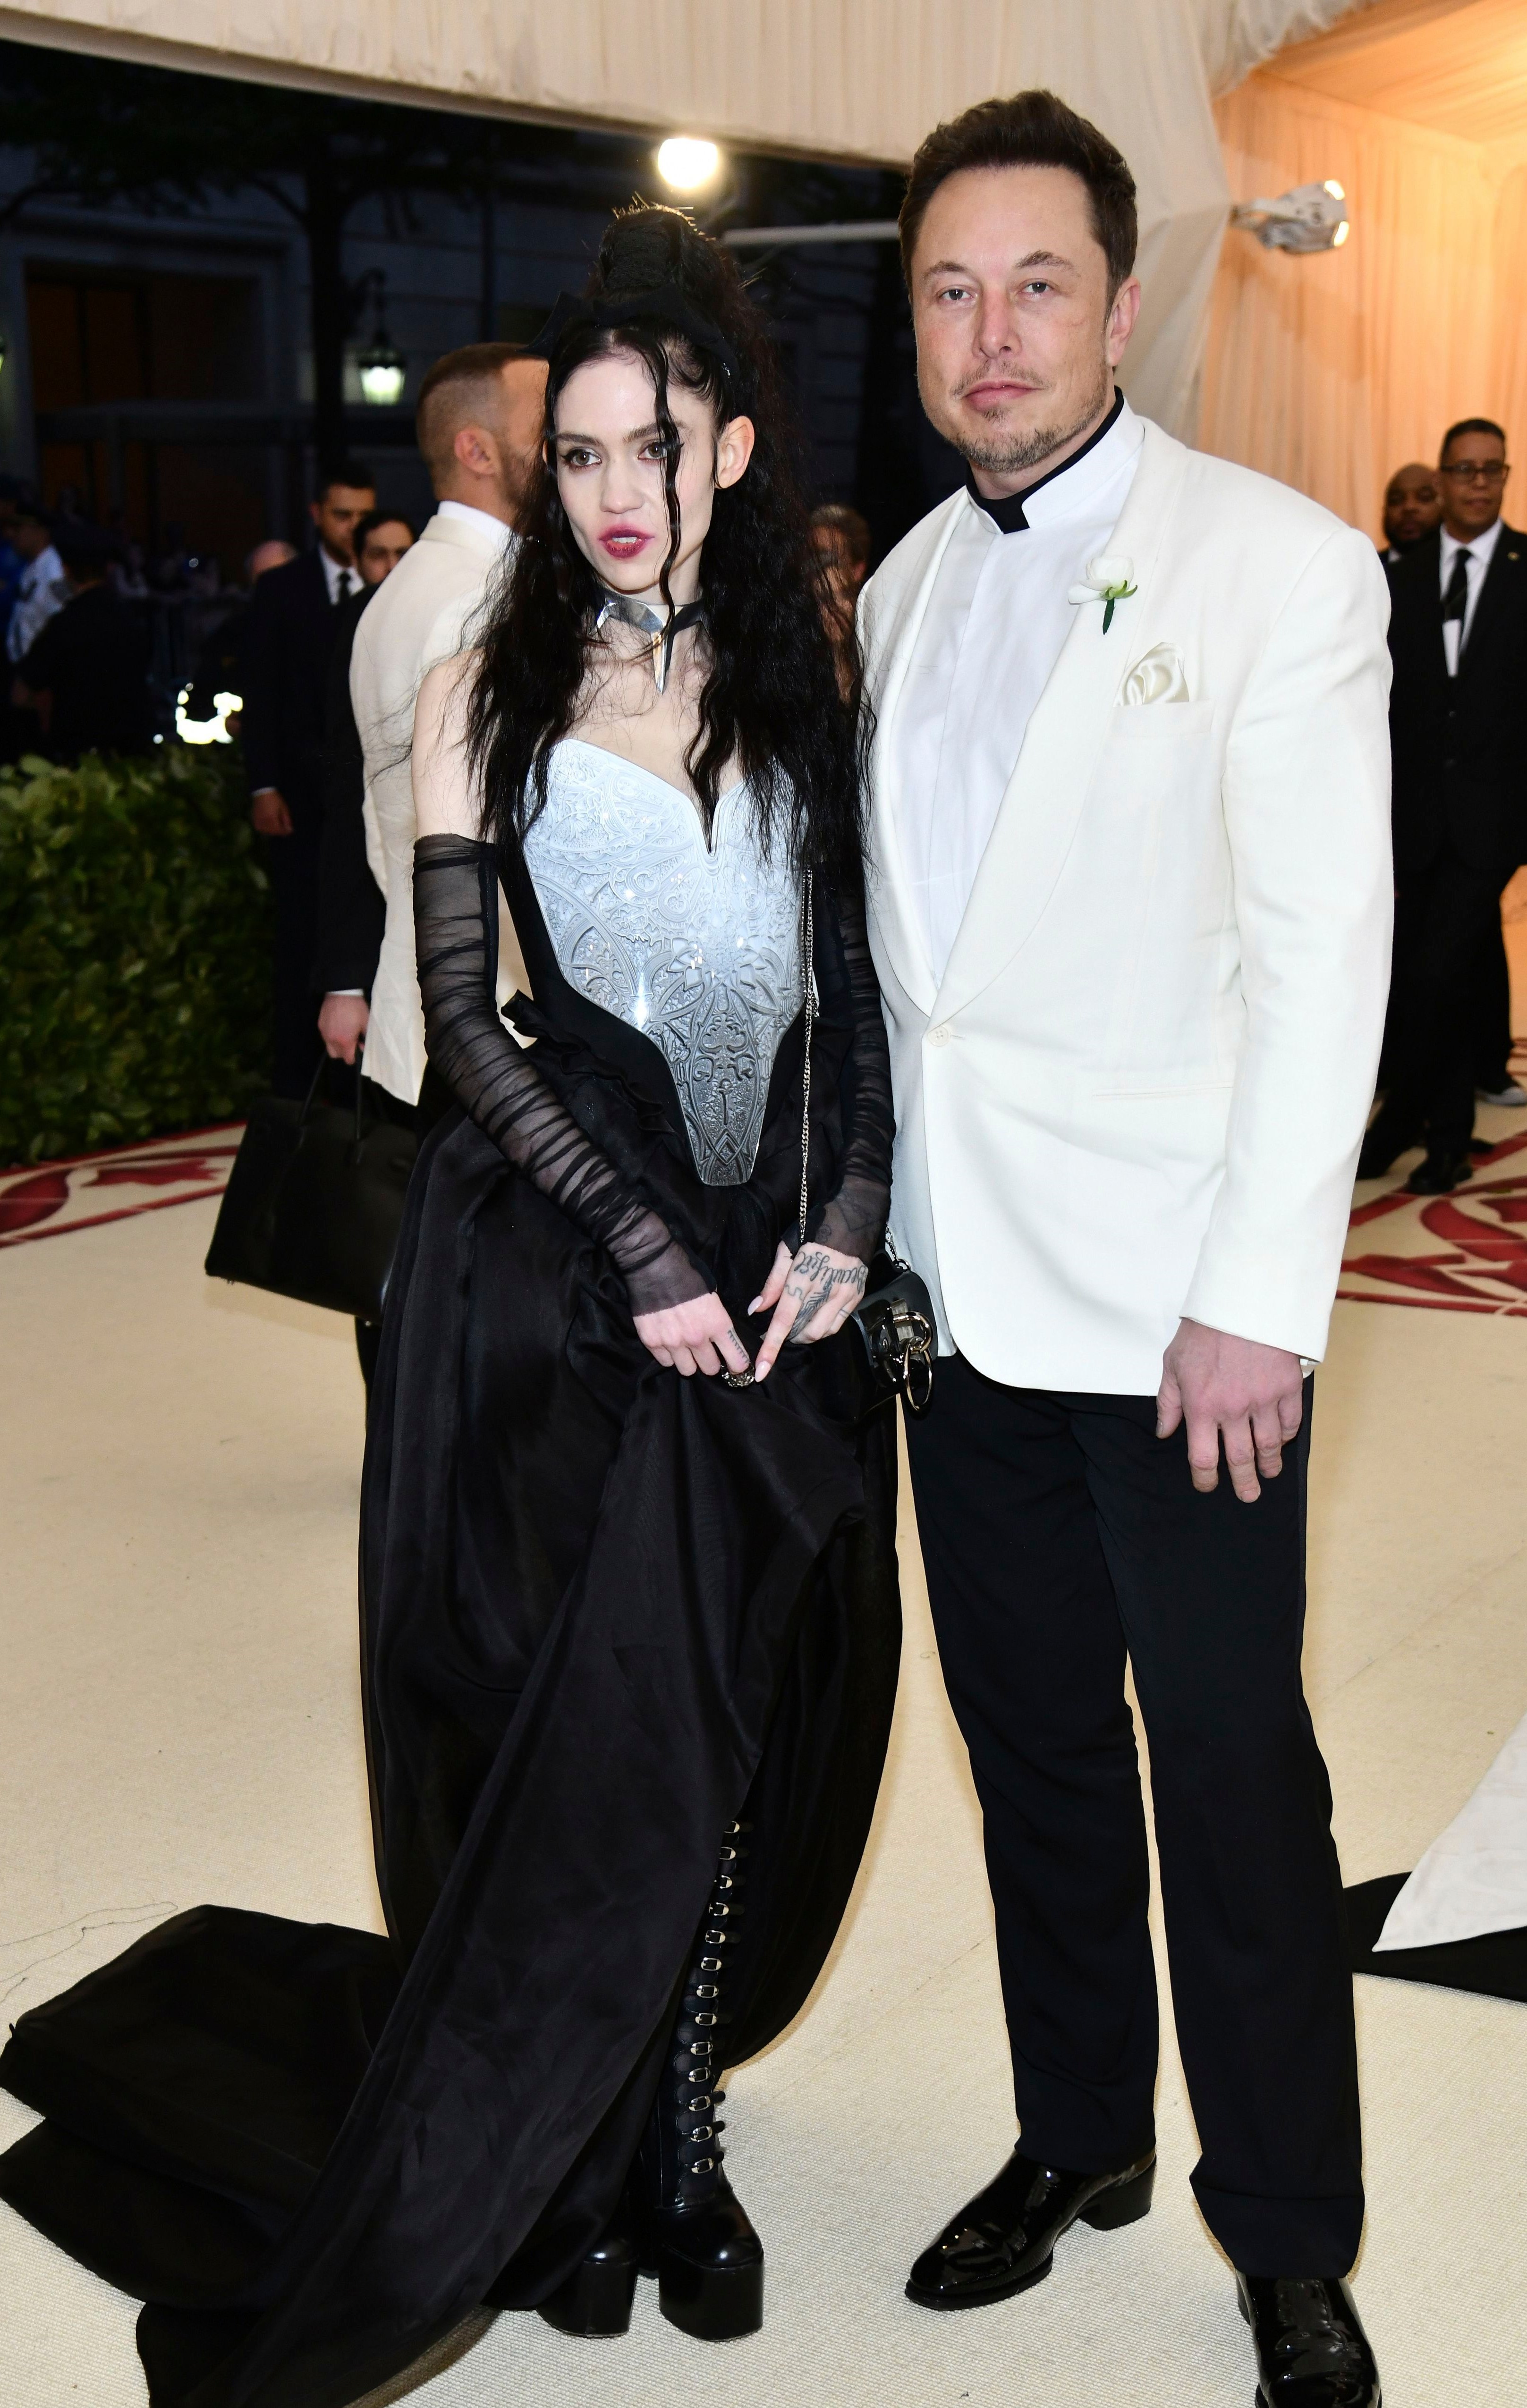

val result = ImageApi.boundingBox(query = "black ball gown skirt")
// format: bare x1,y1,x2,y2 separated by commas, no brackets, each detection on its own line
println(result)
0,869,901,2408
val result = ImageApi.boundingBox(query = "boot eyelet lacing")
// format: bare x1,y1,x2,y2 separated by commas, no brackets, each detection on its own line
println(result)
636,1821,764,2341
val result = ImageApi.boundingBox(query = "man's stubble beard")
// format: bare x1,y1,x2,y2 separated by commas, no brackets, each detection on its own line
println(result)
946,359,1112,480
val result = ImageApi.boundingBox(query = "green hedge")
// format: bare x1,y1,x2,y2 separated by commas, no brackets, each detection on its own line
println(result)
0,745,272,1166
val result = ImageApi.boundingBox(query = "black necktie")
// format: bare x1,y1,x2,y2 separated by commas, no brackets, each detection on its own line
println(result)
1441,549,1470,666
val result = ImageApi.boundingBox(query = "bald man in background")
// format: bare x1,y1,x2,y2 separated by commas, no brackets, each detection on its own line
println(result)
1380,462,1442,565
315,343,546,1106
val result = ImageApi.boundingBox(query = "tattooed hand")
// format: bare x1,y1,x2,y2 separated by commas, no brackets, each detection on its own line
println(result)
749,1240,868,1382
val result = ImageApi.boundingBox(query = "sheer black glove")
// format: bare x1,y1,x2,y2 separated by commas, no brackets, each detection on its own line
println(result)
413,835,709,1316
805,887,893,1266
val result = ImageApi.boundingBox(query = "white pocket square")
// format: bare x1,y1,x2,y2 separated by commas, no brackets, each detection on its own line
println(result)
1121,643,1189,706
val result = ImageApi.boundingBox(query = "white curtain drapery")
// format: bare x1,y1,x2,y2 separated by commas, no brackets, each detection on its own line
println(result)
1202,64,1527,531
0,0,1363,435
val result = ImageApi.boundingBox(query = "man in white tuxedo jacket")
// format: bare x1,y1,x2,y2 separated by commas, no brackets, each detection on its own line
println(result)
318,342,546,1107
866,96,1391,2403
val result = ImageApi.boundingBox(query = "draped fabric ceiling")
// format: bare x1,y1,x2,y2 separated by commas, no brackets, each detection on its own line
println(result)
1203,0,1527,529
0,0,1360,437
8,0,1517,529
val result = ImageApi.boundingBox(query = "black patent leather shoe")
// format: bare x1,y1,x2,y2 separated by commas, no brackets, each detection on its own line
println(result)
1404,1150,1471,1194
1239,2274,1380,2406
905,2147,1155,2309
537,2188,642,2336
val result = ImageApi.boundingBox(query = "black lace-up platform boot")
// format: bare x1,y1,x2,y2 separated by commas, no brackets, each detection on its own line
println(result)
636,1823,764,2341
535,2181,643,2338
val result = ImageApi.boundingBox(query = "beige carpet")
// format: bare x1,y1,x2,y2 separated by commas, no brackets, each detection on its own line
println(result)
3,1159,1527,2407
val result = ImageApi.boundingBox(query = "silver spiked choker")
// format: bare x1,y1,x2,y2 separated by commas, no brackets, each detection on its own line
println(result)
594,591,707,693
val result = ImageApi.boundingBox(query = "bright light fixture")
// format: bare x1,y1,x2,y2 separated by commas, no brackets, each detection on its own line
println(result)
176,685,241,746
1232,179,1350,254
657,136,721,193
358,344,406,407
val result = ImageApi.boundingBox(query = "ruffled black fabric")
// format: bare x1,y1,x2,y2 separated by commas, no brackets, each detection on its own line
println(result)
0,821,901,2408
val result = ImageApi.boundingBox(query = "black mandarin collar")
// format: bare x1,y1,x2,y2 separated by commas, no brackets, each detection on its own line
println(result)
965,389,1126,534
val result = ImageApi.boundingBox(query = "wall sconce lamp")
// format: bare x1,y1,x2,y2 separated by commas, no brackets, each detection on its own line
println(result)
1233,180,1350,253
354,270,406,406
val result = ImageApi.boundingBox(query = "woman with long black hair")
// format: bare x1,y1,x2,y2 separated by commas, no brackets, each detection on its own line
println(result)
0,207,900,2408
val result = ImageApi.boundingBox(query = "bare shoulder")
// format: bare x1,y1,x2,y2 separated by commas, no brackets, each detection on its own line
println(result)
412,652,483,839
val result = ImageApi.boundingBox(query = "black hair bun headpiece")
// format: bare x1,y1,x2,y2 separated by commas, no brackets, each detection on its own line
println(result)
530,284,739,384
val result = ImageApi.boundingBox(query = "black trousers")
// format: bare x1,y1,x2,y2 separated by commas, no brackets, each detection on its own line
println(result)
1374,845,1504,1158
905,1357,1362,2276
1471,914,1515,1095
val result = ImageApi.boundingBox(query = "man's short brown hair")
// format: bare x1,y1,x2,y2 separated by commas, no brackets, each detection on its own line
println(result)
415,342,533,484
899,89,1138,296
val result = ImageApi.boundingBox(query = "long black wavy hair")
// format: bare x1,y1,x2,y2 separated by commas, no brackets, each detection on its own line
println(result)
465,204,867,887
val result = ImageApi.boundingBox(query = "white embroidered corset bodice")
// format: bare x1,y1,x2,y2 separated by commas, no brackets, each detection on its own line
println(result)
522,740,804,1186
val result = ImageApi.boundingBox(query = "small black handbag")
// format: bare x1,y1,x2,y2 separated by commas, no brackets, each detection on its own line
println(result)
204,1058,417,1324
853,1249,937,1415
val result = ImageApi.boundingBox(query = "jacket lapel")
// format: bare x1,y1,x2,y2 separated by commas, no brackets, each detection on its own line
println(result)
864,493,966,1015
930,419,1190,1027
1459,521,1523,678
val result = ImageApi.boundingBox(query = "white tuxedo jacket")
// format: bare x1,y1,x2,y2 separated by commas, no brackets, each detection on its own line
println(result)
349,511,509,1104
861,418,1393,1395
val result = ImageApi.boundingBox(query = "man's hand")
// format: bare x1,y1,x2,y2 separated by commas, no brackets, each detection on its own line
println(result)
1501,864,1527,926
318,993,369,1065
1156,1318,1305,1503
251,789,293,837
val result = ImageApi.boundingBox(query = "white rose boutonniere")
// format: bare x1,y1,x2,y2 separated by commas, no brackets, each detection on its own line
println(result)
1068,553,1138,634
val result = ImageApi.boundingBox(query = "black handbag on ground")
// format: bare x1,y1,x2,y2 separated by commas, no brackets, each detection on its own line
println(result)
204,1058,417,1324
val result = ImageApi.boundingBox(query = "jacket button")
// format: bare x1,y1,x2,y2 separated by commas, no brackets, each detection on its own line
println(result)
927,1022,953,1048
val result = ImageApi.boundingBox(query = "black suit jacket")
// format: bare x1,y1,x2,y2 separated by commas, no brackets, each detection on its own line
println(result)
240,551,347,821
1387,523,1527,879
312,585,386,995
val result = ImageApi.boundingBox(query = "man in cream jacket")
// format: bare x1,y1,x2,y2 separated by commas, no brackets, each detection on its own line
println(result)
318,342,546,1107
866,96,1391,2407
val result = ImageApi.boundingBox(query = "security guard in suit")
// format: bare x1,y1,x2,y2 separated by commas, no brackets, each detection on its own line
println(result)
1362,417,1527,1191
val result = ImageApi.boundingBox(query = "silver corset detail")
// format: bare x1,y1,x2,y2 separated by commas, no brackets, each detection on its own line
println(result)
523,742,804,1186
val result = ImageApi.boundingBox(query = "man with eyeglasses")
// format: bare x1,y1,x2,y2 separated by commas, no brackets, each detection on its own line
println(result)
1360,417,1527,1190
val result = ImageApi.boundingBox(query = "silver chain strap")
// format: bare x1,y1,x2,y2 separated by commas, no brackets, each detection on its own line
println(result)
797,870,814,1250
725,871,816,1390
